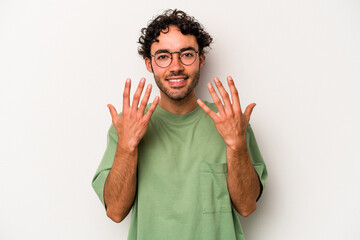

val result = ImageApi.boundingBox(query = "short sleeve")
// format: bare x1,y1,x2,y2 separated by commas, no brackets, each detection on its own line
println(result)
91,124,118,209
246,124,268,201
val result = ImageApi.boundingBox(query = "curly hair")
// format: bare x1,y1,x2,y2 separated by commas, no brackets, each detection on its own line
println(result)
138,9,213,59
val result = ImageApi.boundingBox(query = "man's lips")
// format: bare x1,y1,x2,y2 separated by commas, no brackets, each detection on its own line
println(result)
166,76,188,86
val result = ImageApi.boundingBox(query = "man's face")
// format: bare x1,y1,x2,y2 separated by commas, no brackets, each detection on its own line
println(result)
145,25,204,101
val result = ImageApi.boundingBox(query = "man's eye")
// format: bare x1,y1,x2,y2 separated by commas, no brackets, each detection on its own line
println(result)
181,52,194,58
157,54,170,61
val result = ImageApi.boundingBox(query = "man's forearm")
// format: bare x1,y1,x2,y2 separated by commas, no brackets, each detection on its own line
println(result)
104,143,138,223
227,144,260,217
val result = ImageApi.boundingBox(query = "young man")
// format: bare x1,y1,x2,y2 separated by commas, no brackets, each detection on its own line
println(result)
92,9,267,240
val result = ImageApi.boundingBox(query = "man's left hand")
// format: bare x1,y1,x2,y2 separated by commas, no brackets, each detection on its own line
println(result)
197,76,256,151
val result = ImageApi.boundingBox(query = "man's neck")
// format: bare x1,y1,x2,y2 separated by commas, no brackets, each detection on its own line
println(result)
159,92,198,115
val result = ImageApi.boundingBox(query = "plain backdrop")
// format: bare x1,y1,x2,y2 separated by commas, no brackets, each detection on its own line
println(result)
1,0,359,239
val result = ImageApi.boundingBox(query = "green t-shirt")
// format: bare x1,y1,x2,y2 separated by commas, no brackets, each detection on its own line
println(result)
92,102,267,240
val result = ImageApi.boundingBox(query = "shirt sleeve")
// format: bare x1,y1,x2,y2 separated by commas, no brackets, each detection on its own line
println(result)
246,124,268,201
91,124,118,209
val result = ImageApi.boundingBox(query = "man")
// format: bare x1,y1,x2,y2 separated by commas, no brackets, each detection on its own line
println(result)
92,9,267,240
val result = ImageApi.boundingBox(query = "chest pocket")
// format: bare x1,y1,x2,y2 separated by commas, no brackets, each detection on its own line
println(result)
200,162,232,214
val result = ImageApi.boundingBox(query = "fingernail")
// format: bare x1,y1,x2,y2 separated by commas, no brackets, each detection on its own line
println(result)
208,83,213,89
126,78,130,83
147,84,152,89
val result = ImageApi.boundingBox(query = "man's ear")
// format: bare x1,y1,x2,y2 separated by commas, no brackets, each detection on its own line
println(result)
199,53,205,68
145,57,153,73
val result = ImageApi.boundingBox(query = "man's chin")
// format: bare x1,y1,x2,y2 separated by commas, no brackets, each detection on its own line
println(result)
164,91,192,101
167,94,188,101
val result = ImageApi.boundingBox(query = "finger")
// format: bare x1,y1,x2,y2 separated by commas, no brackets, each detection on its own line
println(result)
123,79,131,112
214,77,233,115
227,76,241,113
244,103,256,122
138,84,153,114
197,99,219,121
107,104,119,123
207,82,225,116
131,78,146,111
144,96,159,121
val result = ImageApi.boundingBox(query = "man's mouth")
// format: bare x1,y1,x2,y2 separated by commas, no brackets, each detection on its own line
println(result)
168,78,186,83
166,76,188,87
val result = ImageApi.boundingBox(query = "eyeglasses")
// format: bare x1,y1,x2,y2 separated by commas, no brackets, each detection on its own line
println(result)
151,48,199,68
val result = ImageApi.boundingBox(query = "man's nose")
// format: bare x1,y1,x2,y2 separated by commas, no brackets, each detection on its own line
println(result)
168,53,184,72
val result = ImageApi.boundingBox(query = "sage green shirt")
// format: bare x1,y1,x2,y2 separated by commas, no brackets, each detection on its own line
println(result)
92,102,267,240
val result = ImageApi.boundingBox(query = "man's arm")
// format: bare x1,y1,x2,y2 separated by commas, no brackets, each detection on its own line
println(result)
104,78,158,223
197,76,261,217
103,144,138,223
226,144,261,216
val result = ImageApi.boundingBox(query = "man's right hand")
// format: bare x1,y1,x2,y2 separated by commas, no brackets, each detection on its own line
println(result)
107,78,159,151
104,78,158,223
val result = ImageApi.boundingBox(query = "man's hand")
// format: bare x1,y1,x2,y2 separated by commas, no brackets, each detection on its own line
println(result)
198,76,260,216
107,78,159,151
105,78,159,222
197,76,255,151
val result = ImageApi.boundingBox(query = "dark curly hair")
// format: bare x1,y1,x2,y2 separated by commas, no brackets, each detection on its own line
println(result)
138,9,213,59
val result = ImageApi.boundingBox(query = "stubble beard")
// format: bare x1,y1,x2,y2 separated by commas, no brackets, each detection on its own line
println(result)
153,70,200,102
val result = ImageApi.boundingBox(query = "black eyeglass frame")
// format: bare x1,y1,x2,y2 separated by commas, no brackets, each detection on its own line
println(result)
150,48,200,68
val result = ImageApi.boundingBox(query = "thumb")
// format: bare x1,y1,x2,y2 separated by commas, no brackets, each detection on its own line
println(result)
107,104,119,121
244,103,256,122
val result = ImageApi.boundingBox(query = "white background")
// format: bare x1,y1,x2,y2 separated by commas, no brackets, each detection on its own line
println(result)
1,0,359,239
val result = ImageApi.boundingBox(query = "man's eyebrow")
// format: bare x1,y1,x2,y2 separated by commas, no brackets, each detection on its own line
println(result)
179,47,197,52
153,47,197,55
154,49,170,55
